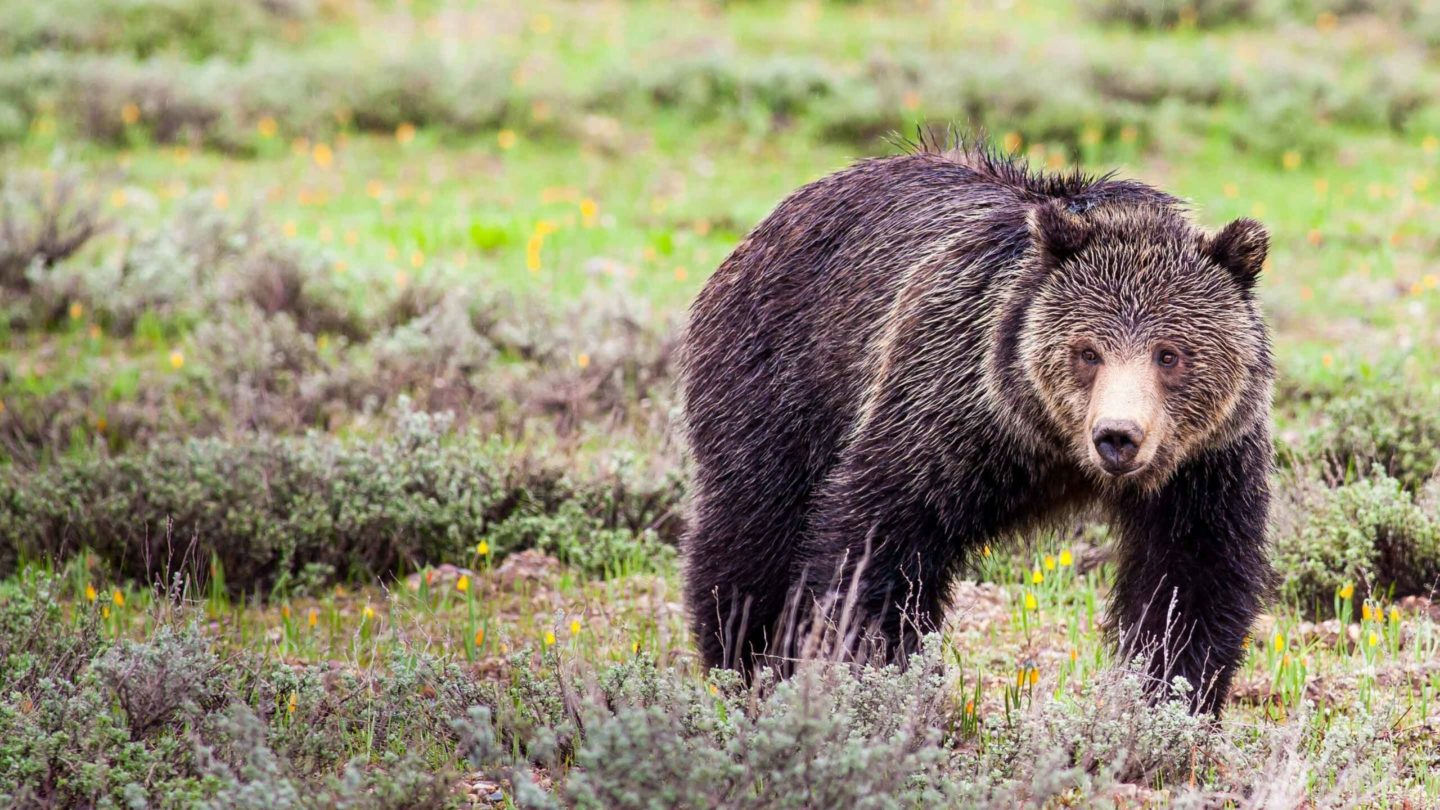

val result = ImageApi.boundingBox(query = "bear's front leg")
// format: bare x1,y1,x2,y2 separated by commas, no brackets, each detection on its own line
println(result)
1108,428,1273,715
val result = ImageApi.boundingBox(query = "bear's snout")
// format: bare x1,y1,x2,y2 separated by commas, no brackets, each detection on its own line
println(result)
1092,419,1145,473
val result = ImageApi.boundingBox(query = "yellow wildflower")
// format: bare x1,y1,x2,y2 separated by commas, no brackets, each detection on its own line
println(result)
456,575,470,593
85,584,98,602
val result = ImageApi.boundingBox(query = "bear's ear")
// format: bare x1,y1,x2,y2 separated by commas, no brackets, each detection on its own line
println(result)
1207,218,1268,292
1028,200,1090,264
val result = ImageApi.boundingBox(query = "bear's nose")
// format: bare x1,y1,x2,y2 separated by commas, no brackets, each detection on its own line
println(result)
1092,419,1145,472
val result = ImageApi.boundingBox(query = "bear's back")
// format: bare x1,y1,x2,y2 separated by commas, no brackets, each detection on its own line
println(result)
680,148,1178,541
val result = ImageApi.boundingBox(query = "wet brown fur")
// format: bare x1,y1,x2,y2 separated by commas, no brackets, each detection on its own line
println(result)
679,136,1275,714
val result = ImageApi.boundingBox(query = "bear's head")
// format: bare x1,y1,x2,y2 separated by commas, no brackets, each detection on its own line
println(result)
1003,200,1273,491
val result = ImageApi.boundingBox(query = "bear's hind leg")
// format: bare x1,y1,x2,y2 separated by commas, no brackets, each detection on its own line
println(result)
684,464,819,675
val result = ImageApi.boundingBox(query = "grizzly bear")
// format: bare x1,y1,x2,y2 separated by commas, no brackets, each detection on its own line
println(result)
679,138,1274,714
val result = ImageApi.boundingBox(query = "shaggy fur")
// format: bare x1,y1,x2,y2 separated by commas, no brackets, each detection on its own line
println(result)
679,140,1274,714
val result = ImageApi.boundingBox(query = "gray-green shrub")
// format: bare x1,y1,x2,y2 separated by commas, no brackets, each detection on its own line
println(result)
0,406,682,594
1300,385,1440,491
0,167,106,295
0,0,308,60
0,576,461,809
1273,469,1440,610
1084,0,1258,28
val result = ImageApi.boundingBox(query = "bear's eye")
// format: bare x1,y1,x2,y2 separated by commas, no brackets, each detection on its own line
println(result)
1079,348,1101,365
1156,349,1179,367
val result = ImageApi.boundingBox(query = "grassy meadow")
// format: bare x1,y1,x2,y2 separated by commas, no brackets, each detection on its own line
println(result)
3,0,1440,806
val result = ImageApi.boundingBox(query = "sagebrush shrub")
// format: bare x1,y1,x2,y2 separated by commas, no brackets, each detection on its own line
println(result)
1300,385,1440,491
0,167,106,295
1273,469,1440,610
94,625,226,739
1,45,516,151
0,575,465,808
462,639,960,809
0,405,682,593
1083,0,1257,28
1003,663,1210,788
0,0,304,60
